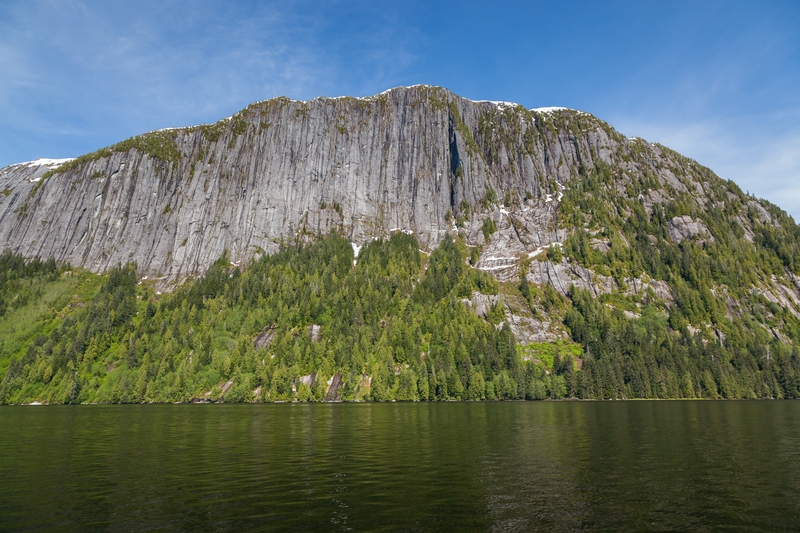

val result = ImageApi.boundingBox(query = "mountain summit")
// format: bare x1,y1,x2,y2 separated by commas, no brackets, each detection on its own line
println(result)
1,86,799,404
0,86,646,283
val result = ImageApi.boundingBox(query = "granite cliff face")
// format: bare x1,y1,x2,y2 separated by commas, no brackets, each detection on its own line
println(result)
0,86,614,285
4,86,800,406
0,85,788,310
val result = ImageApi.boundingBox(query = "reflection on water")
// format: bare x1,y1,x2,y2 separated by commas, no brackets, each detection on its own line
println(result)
1,401,799,531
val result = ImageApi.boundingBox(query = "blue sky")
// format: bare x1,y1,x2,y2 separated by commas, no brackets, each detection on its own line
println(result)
2,0,799,217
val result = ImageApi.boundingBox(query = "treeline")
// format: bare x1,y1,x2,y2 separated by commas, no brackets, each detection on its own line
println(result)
0,234,526,404
0,251,61,317
1,224,799,404
564,287,799,399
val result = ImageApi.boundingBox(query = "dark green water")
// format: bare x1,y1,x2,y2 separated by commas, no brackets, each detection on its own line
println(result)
1,401,799,532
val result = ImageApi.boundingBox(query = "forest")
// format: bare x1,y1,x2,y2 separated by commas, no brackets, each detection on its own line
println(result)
1,209,799,404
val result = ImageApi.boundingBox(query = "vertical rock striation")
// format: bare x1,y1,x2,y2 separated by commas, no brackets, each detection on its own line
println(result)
0,86,633,284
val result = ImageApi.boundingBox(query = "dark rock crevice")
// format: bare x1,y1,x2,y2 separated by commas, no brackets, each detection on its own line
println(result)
448,111,461,213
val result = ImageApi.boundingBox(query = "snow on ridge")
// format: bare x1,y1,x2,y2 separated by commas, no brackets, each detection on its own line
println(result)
327,86,584,115
73,88,589,151
308,91,588,117
138,88,585,138
316,85,435,102
531,106,570,114
477,100,520,108
627,136,656,147
20,158,74,168
323,87,524,107
146,115,234,135
378,84,430,95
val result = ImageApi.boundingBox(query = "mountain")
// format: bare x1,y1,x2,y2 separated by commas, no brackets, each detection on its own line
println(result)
1,86,621,284
1,85,799,404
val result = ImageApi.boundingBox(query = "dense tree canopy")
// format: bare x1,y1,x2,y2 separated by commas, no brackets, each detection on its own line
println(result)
0,217,798,404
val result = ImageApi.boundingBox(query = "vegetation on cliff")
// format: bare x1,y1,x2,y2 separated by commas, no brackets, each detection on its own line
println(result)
1,223,798,404
3,87,800,404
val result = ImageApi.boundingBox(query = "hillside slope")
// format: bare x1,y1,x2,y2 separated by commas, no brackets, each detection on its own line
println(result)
1,85,799,403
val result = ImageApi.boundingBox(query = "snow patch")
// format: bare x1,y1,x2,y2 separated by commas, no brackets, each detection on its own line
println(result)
319,84,437,101
156,114,234,134
377,84,430,96
532,106,569,114
19,158,74,168
148,127,181,133
95,89,590,144
526,243,561,259
480,100,519,108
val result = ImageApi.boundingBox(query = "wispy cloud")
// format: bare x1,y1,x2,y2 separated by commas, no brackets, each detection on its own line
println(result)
1,0,798,222
0,0,426,166
0,0,422,165
611,111,800,219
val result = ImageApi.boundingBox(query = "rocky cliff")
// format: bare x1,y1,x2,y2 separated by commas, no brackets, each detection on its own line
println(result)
3,86,800,405
0,85,794,319
0,86,618,284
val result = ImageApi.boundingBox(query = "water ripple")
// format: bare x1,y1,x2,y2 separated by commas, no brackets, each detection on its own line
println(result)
1,401,799,531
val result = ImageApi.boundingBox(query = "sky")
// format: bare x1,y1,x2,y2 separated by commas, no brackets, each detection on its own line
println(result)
1,0,799,217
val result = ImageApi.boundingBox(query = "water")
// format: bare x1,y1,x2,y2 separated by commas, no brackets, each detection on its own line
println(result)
1,401,799,531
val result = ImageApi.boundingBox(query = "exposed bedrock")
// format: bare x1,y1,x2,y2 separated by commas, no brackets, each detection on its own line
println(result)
0,86,638,285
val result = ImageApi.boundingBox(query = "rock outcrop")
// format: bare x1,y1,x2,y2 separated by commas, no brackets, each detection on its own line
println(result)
0,85,781,304
0,86,617,285
666,215,712,243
